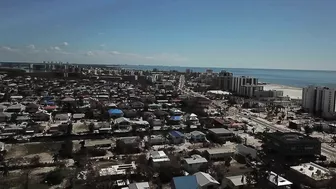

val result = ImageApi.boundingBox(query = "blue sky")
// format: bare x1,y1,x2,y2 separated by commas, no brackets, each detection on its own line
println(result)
1,0,336,70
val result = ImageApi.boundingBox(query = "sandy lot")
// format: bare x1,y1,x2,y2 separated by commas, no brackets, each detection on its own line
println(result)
263,84,302,99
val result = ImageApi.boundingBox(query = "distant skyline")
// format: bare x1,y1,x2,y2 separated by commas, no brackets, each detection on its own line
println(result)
1,0,336,70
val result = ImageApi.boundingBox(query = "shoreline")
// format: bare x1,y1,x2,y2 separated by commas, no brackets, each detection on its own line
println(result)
262,83,302,99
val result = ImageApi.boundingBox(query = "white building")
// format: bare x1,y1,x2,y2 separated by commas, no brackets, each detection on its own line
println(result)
231,76,258,94
148,151,170,168
302,86,336,119
288,162,332,188
182,155,208,173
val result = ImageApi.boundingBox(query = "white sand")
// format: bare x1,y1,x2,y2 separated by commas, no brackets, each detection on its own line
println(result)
263,84,302,99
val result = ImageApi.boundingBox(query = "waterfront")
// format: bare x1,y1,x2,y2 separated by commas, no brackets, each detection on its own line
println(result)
120,65,336,88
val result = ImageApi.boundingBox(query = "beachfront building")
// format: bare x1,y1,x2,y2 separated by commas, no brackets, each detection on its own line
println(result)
254,90,284,99
231,76,258,94
238,84,264,97
302,86,336,119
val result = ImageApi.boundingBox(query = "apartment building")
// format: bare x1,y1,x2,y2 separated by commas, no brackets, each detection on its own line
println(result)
231,76,258,94
302,86,336,119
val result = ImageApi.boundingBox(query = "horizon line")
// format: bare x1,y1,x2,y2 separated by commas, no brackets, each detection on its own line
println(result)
1,61,335,72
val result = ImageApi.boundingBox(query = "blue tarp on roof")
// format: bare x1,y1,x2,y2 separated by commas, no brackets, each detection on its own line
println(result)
170,116,181,121
170,130,184,138
44,100,55,105
172,175,199,189
108,109,123,115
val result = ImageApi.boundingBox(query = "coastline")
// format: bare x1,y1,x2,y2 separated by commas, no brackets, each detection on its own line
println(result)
263,83,302,99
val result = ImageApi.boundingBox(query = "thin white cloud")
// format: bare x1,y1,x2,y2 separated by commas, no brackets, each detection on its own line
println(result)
27,44,35,50
62,42,69,46
85,51,94,56
110,51,121,55
100,44,106,47
50,46,61,51
1,46,17,52
98,32,105,35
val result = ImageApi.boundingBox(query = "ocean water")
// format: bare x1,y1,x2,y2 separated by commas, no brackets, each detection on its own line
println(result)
119,65,336,88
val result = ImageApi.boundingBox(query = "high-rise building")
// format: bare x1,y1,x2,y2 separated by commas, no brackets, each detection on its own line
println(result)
231,76,258,94
302,86,336,119
216,70,233,91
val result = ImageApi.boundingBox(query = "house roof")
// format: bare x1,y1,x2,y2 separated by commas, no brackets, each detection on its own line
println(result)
172,175,199,189
226,175,253,186
128,182,150,189
115,117,131,124
190,131,205,137
208,128,233,135
184,155,208,165
170,130,184,138
194,172,219,187
61,97,75,102
267,171,292,186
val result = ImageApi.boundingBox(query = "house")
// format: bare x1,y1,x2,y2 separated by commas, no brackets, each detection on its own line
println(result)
190,131,206,142
171,175,199,189
0,112,10,122
73,113,85,121
223,175,256,189
194,172,220,189
145,135,166,146
186,113,201,127
54,113,71,122
5,104,25,113
114,117,132,132
208,128,234,142
182,155,208,173
97,122,112,133
168,115,182,125
288,162,333,188
16,115,30,123
267,171,292,189
99,162,137,177
128,182,150,189
148,150,170,168
203,148,235,161
0,142,5,153
169,130,185,144
25,103,39,113
116,137,141,154
236,144,257,159
130,101,144,110
31,112,50,122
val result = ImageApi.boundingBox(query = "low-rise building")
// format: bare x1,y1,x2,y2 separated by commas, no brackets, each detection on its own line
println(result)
128,182,150,189
203,148,235,161
182,155,208,173
194,171,220,189
223,175,255,189
264,132,321,158
288,162,333,188
169,130,185,144
99,162,137,177
171,175,199,189
148,150,170,168
190,131,206,142
208,128,234,142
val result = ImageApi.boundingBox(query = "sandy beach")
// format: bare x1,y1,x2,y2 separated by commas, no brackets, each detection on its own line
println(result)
263,84,302,99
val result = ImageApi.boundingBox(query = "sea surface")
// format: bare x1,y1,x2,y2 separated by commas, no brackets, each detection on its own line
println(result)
119,65,336,88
